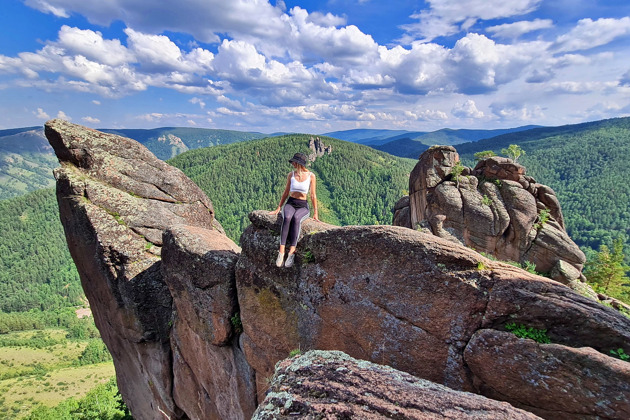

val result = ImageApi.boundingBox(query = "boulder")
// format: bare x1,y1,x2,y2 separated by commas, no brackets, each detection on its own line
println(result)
253,350,541,419
392,196,412,228
465,330,630,419
409,145,459,227
163,225,257,419
402,147,586,282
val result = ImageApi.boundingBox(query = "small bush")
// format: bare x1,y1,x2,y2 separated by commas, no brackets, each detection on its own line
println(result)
230,312,243,334
505,322,551,344
302,250,315,264
610,348,629,361
533,209,551,231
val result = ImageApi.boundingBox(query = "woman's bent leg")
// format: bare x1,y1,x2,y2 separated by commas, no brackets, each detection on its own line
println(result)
280,203,297,246
288,206,310,248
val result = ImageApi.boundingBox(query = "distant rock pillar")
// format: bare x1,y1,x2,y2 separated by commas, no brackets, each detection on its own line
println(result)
409,146,459,228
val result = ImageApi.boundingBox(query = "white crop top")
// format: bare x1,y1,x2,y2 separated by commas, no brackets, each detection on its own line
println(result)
290,171,311,194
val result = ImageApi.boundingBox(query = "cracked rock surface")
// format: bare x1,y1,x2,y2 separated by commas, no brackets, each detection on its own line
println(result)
253,350,541,419
239,211,630,419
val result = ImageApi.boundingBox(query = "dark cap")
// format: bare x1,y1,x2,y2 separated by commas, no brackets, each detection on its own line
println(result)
289,153,308,166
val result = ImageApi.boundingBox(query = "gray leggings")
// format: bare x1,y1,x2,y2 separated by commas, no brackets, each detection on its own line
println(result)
281,197,310,247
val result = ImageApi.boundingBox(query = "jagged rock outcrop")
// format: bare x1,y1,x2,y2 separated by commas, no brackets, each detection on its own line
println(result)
47,122,630,420
46,119,249,419
253,350,541,419
395,146,587,287
308,136,332,162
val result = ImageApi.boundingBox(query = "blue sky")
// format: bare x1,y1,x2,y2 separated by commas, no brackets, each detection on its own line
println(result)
1,0,629,133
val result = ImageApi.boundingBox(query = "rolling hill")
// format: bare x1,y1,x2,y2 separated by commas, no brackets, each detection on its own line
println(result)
0,129,58,200
168,134,417,241
0,126,267,200
372,126,541,158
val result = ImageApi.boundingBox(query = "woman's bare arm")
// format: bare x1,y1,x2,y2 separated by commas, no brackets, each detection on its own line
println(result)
270,173,292,214
310,173,319,221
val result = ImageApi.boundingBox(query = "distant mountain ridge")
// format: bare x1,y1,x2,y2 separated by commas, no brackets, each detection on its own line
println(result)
0,126,268,200
322,126,541,151
371,126,541,158
101,127,267,160
322,129,420,145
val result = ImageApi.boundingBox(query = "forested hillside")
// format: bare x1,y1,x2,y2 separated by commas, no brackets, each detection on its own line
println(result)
0,189,82,313
456,117,630,254
102,127,266,160
0,130,57,200
169,134,416,241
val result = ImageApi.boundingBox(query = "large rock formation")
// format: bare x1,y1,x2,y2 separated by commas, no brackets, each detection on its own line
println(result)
395,146,588,288
46,119,255,419
253,350,540,419
47,121,630,420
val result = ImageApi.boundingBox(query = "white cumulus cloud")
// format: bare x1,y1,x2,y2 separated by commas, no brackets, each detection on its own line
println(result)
401,0,543,41
452,100,485,118
24,0,288,44
82,116,100,124
486,19,553,39
57,110,71,120
34,107,50,119
189,97,206,109
554,17,630,52
57,25,134,66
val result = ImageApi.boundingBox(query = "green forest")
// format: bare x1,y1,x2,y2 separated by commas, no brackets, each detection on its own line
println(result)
0,130,58,200
456,117,630,255
168,134,416,241
0,189,82,313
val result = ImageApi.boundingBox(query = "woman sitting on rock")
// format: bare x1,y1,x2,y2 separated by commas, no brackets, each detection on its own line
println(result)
270,152,319,267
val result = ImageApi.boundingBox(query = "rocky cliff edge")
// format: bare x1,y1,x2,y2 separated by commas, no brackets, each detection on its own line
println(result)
47,120,630,420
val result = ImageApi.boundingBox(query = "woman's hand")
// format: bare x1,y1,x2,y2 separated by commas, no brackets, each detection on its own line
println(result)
312,212,320,222
270,207,281,215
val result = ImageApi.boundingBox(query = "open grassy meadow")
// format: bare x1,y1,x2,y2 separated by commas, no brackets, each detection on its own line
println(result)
0,328,116,419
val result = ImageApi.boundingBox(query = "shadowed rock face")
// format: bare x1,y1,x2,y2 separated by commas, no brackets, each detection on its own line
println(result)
253,350,541,419
47,121,630,420
395,146,587,288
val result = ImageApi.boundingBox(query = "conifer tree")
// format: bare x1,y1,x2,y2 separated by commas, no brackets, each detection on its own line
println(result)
585,238,630,303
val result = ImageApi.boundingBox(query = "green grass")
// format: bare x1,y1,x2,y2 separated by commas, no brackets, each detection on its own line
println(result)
0,327,116,418
0,363,115,418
